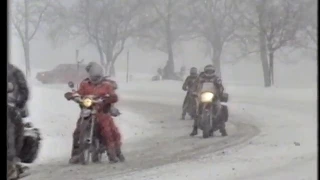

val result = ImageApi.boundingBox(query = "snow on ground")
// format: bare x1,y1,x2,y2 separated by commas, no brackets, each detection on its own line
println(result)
25,69,317,179
108,81,317,180
111,80,317,180
25,84,153,164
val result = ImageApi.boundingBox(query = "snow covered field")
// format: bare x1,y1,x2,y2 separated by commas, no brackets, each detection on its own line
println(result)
24,75,317,180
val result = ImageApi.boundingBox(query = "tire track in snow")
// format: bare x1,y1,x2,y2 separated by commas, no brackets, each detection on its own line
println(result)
25,100,259,180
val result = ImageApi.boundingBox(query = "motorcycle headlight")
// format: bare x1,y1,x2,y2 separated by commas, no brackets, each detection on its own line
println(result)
82,98,93,107
200,92,214,103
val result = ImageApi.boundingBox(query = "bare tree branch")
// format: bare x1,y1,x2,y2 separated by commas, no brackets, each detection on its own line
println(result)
28,0,51,40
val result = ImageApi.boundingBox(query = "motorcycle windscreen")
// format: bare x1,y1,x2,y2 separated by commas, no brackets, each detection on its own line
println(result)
81,109,92,118
200,82,216,94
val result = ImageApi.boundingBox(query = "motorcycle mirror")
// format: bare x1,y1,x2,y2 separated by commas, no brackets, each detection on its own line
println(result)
68,81,74,88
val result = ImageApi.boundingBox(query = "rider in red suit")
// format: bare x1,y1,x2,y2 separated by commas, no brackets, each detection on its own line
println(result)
65,62,124,163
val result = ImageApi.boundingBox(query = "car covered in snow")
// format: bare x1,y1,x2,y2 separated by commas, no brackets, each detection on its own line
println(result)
36,64,88,84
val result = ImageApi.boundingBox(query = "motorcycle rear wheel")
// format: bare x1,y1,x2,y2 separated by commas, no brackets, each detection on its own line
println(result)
19,136,40,163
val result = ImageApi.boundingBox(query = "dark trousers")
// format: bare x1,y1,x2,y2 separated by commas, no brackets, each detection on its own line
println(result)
7,106,24,161
182,92,191,117
7,107,16,162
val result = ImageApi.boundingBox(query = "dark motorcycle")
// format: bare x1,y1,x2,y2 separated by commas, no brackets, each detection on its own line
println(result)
7,83,41,179
196,82,229,138
67,81,106,165
19,122,41,164
186,92,197,119
8,82,42,163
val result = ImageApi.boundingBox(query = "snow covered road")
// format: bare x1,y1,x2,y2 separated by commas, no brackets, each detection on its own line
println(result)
23,81,316,180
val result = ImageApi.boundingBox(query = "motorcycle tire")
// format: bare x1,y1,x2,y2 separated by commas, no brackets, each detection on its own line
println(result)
81,148,90,165
92,139,102,163
19,136,40,164
201,111,211,138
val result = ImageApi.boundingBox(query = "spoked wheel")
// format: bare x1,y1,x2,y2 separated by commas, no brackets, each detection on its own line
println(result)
81,148,91,165
92,140,102,163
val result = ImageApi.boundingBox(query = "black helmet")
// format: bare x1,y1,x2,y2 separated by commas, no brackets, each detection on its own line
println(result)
190,67,198,76
203,64,215,76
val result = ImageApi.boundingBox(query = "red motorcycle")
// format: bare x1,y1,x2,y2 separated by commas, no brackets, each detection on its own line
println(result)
67,81,107,165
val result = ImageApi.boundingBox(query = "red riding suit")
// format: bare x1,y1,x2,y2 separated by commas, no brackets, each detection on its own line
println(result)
71,78,122,160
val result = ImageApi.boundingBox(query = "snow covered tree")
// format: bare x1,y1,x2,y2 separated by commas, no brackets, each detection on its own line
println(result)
10,0,51,76
240,0,309,86
187,0,244,76
48,0,144,76
134,0,192,79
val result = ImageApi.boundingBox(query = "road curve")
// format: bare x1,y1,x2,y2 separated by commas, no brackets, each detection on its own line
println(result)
25,100,259,180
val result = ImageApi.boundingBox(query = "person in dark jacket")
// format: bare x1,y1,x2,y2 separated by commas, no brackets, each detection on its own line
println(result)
181,67,198,120
7,63,30,179
190,64,227,137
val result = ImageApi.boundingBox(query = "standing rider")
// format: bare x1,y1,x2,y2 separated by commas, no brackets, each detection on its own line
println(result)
65,62,125,164
190,64,226,136
7,62,30,179
181,67,198,120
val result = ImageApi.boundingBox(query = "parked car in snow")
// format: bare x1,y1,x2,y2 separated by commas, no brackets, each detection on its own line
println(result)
36,64,88,84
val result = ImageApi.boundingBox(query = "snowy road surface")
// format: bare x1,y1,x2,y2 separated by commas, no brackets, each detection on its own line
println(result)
24,82,316,180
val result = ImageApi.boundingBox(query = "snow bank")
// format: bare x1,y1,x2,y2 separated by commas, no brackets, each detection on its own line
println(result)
25,85,150,163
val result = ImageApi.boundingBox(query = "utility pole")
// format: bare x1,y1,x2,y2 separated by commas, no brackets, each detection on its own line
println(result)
75,49,79,88
126,50,130,83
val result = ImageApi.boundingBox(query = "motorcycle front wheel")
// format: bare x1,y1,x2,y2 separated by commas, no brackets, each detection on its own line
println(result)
91,139,102,163
201,110,212,138
82,148,90,165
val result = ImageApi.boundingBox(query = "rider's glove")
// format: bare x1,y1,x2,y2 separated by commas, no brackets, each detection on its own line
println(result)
103,94,118,103
64,92,73,101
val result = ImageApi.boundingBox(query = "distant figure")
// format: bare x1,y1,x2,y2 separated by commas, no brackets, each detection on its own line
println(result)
152,67,163,81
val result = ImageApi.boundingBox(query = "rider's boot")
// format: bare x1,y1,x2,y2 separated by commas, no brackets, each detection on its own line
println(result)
219,122,228,136
69,144,80,164
16,162,30,178
220,128,228,136
108,148,119,164
116,147,125,162
190,126,198,136
180,110,186,120
69,156,80,164
190,116,199,136
7,160,18,180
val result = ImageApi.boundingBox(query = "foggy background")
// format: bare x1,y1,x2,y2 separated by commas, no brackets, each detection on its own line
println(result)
8,1,317,179
9,0,317,88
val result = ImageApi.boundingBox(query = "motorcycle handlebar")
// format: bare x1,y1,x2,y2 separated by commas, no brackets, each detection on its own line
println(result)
71,96,105,105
